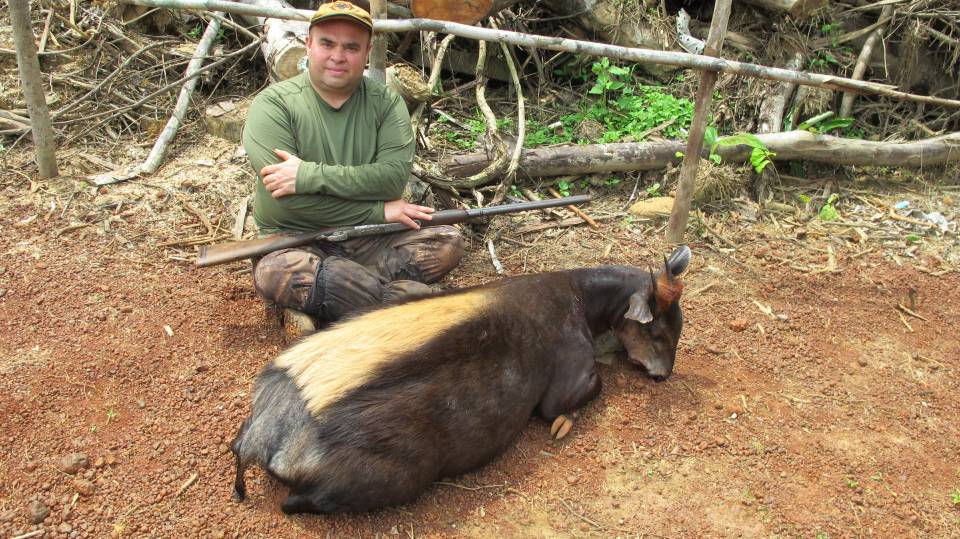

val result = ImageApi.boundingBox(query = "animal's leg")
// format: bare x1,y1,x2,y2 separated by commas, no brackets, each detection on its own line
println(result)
280,493,317,514
281,489,353,515
537,335,602,439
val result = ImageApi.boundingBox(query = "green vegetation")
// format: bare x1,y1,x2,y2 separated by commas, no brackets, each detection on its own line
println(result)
703,127,776,174
441,58,695,151
527,58,694,147
950,488,960,506
438,115,513,150
808,50,841,71
819,193,840,222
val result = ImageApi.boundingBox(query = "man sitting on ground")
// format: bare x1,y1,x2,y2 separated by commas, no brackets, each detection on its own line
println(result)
242,1,463,333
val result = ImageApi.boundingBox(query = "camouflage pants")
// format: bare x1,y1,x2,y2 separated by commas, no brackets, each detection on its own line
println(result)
252,226,463,323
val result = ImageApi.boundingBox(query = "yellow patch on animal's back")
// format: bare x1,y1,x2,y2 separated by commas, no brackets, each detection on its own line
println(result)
274,289,494,416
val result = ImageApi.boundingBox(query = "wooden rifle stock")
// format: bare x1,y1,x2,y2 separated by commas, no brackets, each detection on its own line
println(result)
196,194,593,267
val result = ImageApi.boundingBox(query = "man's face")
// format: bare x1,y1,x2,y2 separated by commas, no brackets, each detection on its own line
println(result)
305,19,371,101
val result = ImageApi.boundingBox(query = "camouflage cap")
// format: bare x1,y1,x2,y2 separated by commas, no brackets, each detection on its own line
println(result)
309,2,373,32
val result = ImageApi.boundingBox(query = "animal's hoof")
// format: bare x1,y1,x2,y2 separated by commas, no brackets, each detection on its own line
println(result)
550,415,573,440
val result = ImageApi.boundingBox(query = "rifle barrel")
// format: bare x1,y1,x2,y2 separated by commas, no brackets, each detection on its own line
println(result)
196,194,593,267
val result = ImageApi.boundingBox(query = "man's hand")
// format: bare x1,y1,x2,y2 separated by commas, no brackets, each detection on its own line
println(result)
384,199,434,230
260,149,302,198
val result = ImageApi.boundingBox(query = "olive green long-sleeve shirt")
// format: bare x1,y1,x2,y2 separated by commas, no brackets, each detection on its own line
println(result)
243,73,415,235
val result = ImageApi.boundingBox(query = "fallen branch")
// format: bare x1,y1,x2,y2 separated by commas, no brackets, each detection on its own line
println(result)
443,131,960,177
896,304,928,322
141,13,223,174
486,239,505,274
121,0,960,109
839,6,893,118
548,187,598,228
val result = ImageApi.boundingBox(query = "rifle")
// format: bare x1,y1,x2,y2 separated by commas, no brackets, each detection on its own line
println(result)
196,194,592,267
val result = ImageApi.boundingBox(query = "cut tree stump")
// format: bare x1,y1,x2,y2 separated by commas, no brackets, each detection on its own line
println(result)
385,64,431,106
205,99,251,142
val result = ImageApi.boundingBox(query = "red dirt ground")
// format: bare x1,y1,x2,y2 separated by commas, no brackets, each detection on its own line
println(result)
1,161,959,538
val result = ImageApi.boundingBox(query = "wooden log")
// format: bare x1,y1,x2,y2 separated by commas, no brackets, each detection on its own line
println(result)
9,0,59,178
411,0,493,24
738,0,828,18
440,131,960,177
666,0,731,244
120,0,960,110
236,0,307,81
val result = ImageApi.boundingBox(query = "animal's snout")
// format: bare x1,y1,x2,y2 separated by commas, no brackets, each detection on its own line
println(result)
650,374,669,383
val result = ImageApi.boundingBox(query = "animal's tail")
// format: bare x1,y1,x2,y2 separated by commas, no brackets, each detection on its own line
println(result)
230,419,251,501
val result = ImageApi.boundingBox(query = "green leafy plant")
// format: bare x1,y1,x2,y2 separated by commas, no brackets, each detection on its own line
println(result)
950,488,960,506
645,182,662,197
707,130,776,174
441,115,513,150
816,533,830,539
820,21,843,46
906,233,921,244
845,476,859,489
820,193,840,221
508,184,522,198
557,179,571,197
797,112,854,134
529,60,695,148
808,50,841,71
589,57,631,105
106,408,118,423
187,24,203,39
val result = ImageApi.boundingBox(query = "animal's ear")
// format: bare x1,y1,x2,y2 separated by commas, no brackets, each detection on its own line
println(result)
624,291,654,324
667,245,691,277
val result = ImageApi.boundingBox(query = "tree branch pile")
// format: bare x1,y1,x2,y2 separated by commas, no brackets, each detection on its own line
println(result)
0,1,262,150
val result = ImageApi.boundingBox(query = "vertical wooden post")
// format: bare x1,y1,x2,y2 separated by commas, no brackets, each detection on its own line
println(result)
664,0,732,244
9,0,59,179
368,0,387,84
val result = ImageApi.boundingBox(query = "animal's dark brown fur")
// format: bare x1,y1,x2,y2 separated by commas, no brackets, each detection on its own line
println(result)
231,247,691,514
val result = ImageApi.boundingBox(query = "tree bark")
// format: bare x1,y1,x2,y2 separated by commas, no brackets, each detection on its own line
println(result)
9,0,59,178
439,131,960,178
368,0,387,84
